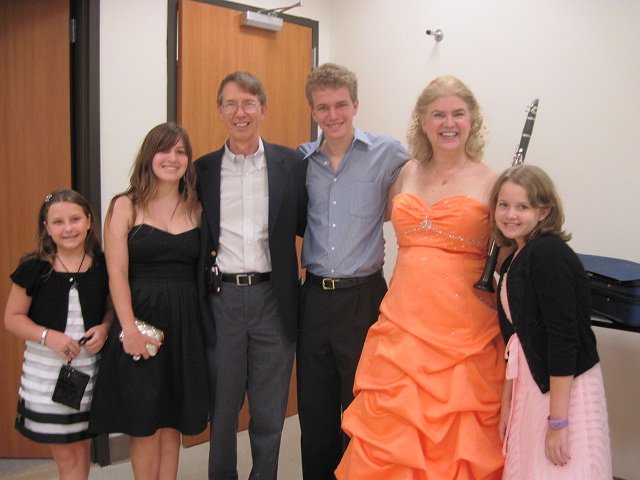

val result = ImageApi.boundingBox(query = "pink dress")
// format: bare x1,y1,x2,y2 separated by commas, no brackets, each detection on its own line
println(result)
500,274,612,479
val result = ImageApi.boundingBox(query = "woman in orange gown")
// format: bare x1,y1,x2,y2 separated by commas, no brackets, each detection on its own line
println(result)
336,76,505,480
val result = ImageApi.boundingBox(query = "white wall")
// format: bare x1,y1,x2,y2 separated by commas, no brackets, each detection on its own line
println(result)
100,0,169,212
100,1,640,477
326,0,640,262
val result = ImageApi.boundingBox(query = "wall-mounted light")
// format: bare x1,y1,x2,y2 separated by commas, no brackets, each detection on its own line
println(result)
426,28,444,42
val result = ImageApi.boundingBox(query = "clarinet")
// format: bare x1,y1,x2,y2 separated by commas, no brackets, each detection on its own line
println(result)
474,99,539,292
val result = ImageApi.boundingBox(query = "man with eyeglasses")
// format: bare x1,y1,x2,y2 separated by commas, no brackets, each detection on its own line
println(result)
296,63,410,479
195,71,307,480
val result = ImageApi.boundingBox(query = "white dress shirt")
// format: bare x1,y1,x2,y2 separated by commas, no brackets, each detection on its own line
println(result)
217,139,271,273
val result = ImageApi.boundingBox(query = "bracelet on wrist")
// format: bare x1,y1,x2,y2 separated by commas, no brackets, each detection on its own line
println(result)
40,328,49,346
547,415,569,430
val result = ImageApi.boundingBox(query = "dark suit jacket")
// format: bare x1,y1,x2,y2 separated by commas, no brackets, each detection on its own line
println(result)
195,141,308,347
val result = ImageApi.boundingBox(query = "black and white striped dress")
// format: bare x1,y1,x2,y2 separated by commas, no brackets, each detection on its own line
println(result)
16,286,100,443
10,257,109,445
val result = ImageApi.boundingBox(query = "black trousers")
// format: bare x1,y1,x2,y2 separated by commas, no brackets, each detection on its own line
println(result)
296,273,387,480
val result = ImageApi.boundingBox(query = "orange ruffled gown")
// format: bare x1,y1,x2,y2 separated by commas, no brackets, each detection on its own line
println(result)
336,193,505,480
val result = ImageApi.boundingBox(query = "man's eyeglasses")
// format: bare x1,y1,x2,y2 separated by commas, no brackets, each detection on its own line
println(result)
220,101,261,115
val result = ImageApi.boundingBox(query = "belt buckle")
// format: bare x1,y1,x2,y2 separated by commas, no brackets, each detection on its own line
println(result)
321,278,337,290
236,274,253,286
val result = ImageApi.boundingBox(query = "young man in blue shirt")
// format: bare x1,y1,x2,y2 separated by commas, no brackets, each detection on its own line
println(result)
297,63,410,479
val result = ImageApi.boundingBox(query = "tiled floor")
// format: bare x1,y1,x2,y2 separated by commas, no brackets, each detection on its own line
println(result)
0,417,629,479
0,415,302,480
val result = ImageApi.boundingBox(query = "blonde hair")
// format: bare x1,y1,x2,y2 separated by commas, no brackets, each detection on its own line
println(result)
407,75,486,163
489,165,571,247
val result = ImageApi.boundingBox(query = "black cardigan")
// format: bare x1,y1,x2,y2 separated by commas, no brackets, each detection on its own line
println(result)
497,234,599,393
10,253,109,332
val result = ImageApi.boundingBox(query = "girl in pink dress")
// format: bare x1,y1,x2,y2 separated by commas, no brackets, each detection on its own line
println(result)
489,165,612,479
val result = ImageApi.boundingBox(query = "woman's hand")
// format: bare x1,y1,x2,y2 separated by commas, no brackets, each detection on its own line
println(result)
545,426,570,466
121,326,162,360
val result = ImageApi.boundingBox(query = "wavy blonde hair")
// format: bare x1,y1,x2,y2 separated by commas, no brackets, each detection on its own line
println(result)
407,75,487,163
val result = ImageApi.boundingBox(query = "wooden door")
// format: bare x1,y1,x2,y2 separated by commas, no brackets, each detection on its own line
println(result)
0,0,72,458
176,0,316,446
177,0,314,155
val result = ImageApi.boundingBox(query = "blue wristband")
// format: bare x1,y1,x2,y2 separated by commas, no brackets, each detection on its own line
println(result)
547,416,569,430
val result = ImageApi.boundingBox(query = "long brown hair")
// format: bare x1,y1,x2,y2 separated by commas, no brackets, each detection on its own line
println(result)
489,165,571,248
21,189,101,264
107,122,197,223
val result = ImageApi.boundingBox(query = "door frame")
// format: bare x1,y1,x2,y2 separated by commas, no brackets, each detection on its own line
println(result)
73,0,107,464
166,0,319,142
72,0,102,217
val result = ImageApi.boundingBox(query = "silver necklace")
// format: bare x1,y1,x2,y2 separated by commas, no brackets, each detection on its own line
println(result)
439,159,468,185
55,252,86,289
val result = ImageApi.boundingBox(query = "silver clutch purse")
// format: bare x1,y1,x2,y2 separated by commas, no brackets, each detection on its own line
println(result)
119,319,165,357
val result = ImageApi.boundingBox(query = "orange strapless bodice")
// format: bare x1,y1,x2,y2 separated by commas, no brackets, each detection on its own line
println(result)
392,192,490,253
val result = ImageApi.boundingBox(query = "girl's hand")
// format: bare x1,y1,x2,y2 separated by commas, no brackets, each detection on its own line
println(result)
82,323,109,354
499,378,513,443
546,376,573,465
46,329,81,361
545,426,570,466
499,402,510,442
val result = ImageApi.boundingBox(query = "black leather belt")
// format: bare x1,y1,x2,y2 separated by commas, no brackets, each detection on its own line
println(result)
221,272,270,286
307,270,382,291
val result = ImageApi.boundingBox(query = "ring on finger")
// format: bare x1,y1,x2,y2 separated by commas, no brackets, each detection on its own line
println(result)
133,355,141,361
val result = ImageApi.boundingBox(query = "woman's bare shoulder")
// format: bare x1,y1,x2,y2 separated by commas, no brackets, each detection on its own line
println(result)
108,194,136,229
470,160,497,178
392,159,420,188
112,194,134,211
463,161,497,204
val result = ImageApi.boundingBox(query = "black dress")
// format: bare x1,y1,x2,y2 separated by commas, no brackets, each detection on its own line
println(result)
90,225,208,436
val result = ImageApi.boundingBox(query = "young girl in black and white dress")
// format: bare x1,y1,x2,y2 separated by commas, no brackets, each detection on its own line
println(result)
4,189,112,479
